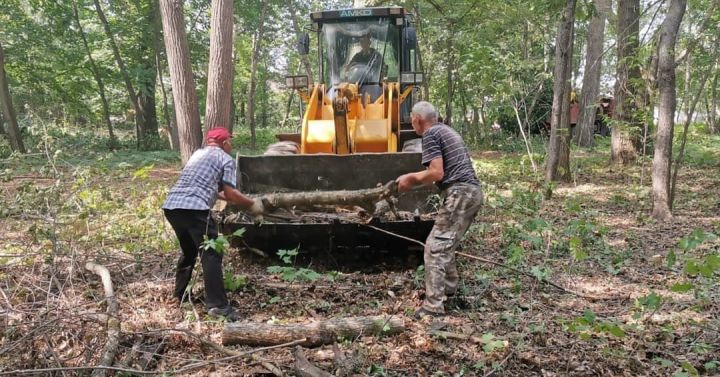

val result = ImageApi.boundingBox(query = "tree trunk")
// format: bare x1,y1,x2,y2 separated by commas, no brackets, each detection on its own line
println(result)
136,0,161,144
153,0,179,151
72,0,115,147
247,0,269,149
205,0,235,130
651,0,686,221
93,0,143,148
159,0,203,164
222,315,405,347
545,0,576,182
444,26,455,126
611,0,642,164
709,67,719,134
576,0,610,147
0,41,25,154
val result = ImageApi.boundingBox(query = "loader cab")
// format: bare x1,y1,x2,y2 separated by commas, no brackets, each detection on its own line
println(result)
309,7,421,125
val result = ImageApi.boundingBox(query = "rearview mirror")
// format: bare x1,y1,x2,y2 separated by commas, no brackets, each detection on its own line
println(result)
404,27,417,49
297,33,310,55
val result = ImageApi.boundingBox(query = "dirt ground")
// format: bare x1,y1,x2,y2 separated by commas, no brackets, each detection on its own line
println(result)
1,150,718,376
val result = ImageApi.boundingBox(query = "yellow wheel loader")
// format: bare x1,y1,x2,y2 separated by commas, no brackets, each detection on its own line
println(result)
223,7,435,253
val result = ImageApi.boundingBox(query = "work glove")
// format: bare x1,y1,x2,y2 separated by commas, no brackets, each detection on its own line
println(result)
247,198,265,215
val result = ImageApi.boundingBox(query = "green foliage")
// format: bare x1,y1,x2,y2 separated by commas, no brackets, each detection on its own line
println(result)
666,229,719,295
266,247,327,283
562,309,627,340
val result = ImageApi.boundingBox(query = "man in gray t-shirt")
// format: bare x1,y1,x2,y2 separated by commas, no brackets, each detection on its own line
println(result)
396,102,484,319
163,127,263,321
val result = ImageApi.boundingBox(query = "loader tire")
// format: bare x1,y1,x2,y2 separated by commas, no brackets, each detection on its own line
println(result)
264,141,300,155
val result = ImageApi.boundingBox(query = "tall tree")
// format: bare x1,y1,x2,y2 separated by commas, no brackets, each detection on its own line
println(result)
247,0,269,149
135,0,160,142
651,0,687,221
93,0,144,147
576,0,610,147
0,41,25,154
71,0,116,147
611,0,642,164
205,0,234,129
159,0,202,163
546,0,576,182
289,4,313,80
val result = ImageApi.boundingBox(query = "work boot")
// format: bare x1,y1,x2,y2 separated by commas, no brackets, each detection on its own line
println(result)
208,306,240,322
414,307,444,320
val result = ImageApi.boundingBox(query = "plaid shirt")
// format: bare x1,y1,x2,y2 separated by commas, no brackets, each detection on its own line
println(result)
162,146,237,210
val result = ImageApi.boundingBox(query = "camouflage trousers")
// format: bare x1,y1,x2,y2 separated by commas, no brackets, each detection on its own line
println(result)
422,183,483,313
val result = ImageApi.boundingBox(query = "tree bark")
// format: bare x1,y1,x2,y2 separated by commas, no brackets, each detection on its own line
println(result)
576,0,610,147
247,0,269,149
159,0,203,164
444,25,455,126
136,0,160,143
0,41,25,154
222,315,405,347
611,0,642,164
651,0,686,221
709,67,719,134
257,181,397,214
72,0,116,147
545,0,576,182
205,0,235,130
153,0,179,151
93,0,144,148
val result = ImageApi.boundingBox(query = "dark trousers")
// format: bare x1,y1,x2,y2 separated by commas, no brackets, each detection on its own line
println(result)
163,209,228,309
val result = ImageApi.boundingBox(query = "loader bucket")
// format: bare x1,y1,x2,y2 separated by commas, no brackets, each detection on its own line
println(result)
220,152,436,253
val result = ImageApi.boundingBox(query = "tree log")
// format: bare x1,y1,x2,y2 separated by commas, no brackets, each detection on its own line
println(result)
222,315,405,347
258,181,397,214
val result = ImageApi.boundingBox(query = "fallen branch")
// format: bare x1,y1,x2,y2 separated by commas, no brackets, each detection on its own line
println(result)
293,346,334,377
0,339,306,376
84,262,120,377
259,181,397,214
223,315,405,347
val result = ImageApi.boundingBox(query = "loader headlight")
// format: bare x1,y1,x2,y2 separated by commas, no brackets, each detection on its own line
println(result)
285,75,309,89
400,72,424,85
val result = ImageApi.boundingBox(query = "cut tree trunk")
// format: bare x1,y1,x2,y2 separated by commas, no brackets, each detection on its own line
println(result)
576,0,610,147
0,41,25,154
258,181,397,214
651,0,686,221
222,315,405,347
205,0,235,129
159,0,203,164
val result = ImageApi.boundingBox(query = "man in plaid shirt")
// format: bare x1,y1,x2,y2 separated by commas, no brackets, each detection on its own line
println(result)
163,127,263,321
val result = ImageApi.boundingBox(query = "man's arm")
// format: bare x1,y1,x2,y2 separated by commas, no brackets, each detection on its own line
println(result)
222,184,263,214
396,158,444,192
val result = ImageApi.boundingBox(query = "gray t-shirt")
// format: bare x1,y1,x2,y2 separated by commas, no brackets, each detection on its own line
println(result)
162,146,237,210
421,123,480,190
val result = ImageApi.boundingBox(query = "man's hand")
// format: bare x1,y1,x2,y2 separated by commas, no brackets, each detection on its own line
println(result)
247,199,264,215
396,173,417,193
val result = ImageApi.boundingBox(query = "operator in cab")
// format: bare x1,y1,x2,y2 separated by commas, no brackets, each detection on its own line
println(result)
395,102,484,319
344,34,382,82
162,127,264,322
